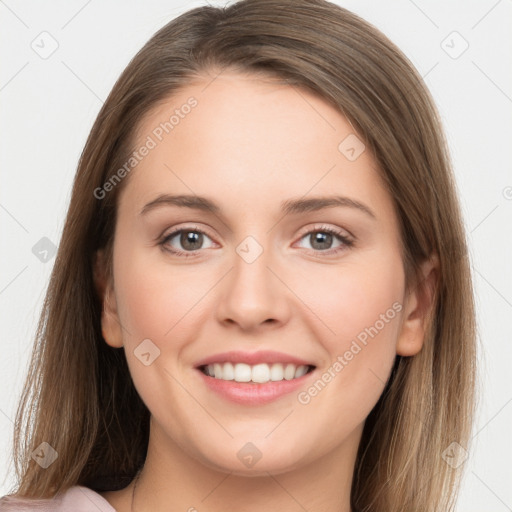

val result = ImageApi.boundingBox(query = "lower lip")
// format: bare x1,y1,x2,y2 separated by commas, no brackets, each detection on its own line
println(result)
195,368,315,405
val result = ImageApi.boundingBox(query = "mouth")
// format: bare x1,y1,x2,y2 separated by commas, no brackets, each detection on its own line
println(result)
198,362,316,384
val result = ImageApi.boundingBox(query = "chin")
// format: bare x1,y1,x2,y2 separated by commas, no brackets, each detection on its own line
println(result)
195,443,309,476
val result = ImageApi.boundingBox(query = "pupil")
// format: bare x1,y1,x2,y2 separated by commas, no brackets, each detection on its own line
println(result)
311,232,332,250
181,231,202,250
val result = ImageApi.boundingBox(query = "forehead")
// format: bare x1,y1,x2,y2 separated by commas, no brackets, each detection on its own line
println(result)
137,72,349,156
118,72,391,223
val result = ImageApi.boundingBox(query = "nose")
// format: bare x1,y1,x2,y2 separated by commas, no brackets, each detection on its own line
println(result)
215,241,291,332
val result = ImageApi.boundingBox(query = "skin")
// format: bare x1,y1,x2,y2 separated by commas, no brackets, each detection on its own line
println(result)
95,70,437,512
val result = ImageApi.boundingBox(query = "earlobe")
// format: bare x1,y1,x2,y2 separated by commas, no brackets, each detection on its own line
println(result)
93,249,124,348
396,254,439,357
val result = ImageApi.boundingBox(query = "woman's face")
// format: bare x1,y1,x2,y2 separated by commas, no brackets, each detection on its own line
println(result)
98,71,428,476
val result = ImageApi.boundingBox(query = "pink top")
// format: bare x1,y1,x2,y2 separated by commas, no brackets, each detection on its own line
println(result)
0,485,116,511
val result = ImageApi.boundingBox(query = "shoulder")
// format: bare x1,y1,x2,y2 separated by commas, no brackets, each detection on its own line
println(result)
0,485,116,511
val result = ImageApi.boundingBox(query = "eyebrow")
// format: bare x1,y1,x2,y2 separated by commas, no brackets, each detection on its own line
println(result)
139,194,376,219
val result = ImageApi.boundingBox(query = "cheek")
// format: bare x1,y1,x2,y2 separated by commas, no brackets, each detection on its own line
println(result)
111,247,211,416
331,271,402,352
295,253,404,347
294,252,404,399
306,256,404,412
113,246,207,343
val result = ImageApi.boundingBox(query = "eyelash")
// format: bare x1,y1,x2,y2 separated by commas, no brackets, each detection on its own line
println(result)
158,224,354,258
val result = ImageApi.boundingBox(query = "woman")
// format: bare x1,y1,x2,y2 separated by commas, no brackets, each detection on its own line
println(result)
0,0,476,511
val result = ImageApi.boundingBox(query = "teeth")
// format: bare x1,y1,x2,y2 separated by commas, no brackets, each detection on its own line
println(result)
234,363,252,382
203,362,312,383
222,362,234,380
251,363,270,383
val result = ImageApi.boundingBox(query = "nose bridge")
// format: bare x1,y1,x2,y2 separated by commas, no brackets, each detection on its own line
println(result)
216,233,288,329
232,233,275,303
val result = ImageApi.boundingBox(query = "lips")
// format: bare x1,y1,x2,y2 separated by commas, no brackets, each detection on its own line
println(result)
193,350,317,404
195,362,316,405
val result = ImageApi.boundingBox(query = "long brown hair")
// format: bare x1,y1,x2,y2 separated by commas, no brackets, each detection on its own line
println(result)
5,1,477,510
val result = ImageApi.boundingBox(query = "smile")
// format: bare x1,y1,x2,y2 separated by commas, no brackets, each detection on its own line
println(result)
199,362,316,383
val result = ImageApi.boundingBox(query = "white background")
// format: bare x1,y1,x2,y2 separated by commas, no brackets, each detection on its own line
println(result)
1,1,511,510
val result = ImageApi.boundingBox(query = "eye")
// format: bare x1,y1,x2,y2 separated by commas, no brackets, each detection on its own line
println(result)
159,227,215,257
159,223,354,258
294,224,354,255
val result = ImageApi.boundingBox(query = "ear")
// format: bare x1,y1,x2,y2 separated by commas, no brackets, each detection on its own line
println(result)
93,249,123,348
396,254,439,357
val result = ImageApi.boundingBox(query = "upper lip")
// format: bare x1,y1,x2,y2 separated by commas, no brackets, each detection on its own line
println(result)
194,350,316,368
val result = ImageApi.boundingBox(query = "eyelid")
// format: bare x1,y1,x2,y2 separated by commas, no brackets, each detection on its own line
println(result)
160,223,216,240
294,222,353,241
